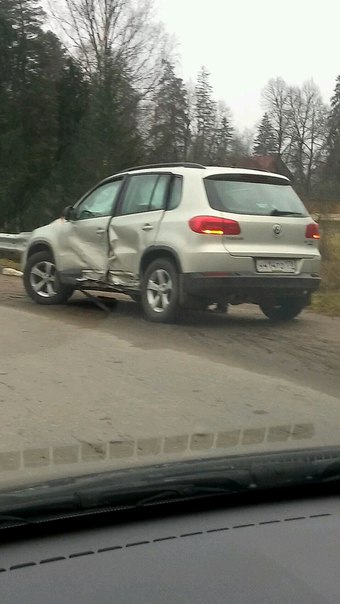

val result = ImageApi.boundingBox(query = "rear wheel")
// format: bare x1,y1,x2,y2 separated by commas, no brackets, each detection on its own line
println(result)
260,297,306,321
141,258,179,323
24,251,74,305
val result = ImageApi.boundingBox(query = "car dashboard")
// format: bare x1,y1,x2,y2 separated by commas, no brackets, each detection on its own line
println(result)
0,492,339,603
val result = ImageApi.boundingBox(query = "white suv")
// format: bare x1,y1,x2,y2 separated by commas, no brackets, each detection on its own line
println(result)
22,162,321,322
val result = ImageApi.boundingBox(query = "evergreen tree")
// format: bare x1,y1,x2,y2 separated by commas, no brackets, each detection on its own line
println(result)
324,75,340,196
253,113,277,155
210,103,233,164
192,67,216,163
148,60,190,162
57,57,89,161
70,58,144,191
327,75,340,149
0,0,63,229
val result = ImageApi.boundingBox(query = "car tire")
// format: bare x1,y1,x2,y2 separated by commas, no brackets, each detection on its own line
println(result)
23,251,74,305
259,298,306,321
141,258,179,323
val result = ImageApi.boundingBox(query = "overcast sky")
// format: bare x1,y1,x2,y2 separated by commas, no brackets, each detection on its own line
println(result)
157,0,339,132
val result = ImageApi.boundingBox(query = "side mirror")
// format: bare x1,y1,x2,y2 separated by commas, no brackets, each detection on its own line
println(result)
62,205,74,221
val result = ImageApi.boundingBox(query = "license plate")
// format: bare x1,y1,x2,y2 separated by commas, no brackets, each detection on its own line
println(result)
256,259,296,273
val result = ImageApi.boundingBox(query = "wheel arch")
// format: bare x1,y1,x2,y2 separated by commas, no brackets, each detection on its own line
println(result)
26,241,56,261
140,246,183,276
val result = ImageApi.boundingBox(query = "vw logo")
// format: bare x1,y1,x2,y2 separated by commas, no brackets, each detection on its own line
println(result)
273,224,282,237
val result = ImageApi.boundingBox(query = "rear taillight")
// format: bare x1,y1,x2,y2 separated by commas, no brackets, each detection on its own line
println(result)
189,216,241,236
305,222,320,240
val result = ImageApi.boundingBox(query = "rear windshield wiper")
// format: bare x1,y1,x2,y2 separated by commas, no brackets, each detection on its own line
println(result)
270,209,305,216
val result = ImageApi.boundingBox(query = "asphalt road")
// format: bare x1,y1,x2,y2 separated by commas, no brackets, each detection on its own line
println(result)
0,274,340,486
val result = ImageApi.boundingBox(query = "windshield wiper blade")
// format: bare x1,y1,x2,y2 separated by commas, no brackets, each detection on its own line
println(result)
0,514,30,526
2,448,340,522
135,479,252,508
270,209,304,216
0,473,253,521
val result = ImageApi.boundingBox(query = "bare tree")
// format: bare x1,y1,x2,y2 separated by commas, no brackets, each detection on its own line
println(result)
263,77,328,196
262,77,290,156
47,0,171,94
286,81,328,195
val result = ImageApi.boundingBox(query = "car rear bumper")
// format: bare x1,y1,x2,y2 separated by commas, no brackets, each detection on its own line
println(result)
180,273,321,303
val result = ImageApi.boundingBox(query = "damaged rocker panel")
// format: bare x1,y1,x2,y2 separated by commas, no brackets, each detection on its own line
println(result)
74,270,140,291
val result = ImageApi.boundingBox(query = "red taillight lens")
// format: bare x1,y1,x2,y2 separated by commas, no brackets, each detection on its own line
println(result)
189,216,241,236
305,222,320,240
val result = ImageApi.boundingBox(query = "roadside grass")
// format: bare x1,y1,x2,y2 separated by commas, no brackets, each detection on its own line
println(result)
319,225,340,291
312,223,340,315
0,257,21,270
311,293,340,316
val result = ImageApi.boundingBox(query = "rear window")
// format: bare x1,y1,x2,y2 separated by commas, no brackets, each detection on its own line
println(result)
204,174,308,216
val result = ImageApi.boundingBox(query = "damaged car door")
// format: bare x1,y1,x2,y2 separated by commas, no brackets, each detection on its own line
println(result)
107,173,170,286
58,178,123,278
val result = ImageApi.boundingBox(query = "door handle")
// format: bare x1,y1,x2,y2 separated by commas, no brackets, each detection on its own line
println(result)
96,228,105,235
142,224,153,231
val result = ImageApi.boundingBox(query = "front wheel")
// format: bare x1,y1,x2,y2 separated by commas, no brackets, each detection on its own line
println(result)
23,251,74,305
259,297,306,321
141,258,179,323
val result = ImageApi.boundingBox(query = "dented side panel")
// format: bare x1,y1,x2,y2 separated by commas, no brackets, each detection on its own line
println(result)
56,210,165,288
107,210,165,278
57,216,111,274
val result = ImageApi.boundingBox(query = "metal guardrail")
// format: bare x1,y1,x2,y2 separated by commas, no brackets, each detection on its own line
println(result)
314,213,340,222
0,232,31,259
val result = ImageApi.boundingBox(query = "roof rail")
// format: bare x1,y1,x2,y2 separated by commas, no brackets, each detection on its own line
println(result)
121,162,206,172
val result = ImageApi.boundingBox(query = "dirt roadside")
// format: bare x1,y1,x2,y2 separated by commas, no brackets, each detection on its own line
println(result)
0,274,340,399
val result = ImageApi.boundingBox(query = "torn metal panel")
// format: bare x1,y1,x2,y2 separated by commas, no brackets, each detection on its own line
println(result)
108,271,140,289
57,217,111,273
77,270,106,281
107,209,165,276
65,235,109,272
57,208,164,287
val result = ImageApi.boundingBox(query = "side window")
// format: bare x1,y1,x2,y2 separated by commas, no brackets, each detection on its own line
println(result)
74,180,122,221
167,176,183,210
119,174,170,216
149,175,170,210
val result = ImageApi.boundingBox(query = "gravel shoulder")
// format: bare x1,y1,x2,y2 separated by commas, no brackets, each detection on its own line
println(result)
1,274,339,399
0,274,340,486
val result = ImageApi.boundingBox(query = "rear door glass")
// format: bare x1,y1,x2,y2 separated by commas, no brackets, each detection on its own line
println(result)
119,174,170,215
167,176,183,210
150,175,170,210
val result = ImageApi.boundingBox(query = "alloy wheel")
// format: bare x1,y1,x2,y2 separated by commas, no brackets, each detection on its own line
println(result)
146,268,173,313
29,261,57,298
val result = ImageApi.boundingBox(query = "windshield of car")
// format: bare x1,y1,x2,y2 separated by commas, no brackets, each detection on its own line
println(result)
204,175,308,216
0,0,339,518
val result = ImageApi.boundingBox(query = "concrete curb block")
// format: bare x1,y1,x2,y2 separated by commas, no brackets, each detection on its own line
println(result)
0,423,315,474
0,267,23,277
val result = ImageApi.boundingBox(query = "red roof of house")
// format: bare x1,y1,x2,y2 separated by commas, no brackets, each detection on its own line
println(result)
238,155,280,171
236,154,293,180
